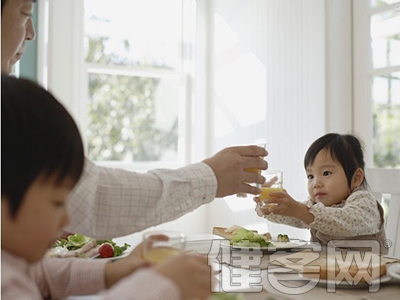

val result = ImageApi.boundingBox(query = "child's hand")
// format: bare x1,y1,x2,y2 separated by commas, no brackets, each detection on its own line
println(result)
255,190,299,217
253,197,272,217
155,253,211,300
255,190,315,224
266,189,299,216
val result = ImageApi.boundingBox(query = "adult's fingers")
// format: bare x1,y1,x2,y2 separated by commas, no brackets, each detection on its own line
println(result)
229,145,268,157
242,170,266,186
243,156,269,170
238,182,262,195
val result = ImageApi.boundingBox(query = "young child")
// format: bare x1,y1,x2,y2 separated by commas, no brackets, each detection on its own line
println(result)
255,133,387,254
1,76,211,300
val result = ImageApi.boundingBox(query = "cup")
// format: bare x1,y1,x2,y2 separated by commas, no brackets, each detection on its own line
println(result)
142,230,186,264
258,170,283,207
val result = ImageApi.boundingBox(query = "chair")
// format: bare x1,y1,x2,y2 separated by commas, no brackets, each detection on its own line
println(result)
365,168,400,257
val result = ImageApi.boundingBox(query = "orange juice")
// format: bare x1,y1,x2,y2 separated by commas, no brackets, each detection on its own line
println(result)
259,187,283,200
245,167,261,174
142,247,180,264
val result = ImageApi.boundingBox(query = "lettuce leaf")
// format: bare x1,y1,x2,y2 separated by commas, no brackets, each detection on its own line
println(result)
230,228,273,247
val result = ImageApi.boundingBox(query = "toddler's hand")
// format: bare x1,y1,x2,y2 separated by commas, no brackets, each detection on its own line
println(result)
254,197,272,218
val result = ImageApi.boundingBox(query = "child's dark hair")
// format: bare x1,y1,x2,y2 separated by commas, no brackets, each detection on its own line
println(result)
304,133,368,189
1,76,84,217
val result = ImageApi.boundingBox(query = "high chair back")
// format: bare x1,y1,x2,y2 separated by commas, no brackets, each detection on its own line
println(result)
365,168,400,257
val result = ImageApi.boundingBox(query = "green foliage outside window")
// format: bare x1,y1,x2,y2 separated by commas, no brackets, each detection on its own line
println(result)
373,103,400,168
85,37,178,162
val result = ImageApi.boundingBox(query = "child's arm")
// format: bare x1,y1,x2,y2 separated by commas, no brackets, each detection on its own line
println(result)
106,242,212,299
31,241,150,298
306,190,382,237
101,253,211,300
103,240,151,287
255,190,315,226
260,190,381,237
33,252,211,299
31,257,108,299
104,257,150,288
154,253,211,300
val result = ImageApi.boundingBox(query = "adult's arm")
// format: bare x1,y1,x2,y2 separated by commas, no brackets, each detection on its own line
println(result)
65,158,218,238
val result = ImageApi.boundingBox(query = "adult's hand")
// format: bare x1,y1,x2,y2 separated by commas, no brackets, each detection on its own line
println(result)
203,145,268,197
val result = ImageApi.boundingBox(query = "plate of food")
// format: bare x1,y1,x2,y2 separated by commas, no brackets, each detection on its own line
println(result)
47,233,131,260
213,226,307,251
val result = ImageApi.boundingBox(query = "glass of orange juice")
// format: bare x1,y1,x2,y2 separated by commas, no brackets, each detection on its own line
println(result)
258,170,283,207
142,230,186,264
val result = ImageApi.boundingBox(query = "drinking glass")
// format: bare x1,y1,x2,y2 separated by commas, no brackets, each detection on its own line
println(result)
258,170,283,207
142,230,186,264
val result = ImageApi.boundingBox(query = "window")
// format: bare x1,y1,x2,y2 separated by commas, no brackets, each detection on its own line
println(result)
41,0,196,171
83,0,194,168
354,0,400,168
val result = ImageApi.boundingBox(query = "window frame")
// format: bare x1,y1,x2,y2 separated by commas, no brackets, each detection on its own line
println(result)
353,0,400,168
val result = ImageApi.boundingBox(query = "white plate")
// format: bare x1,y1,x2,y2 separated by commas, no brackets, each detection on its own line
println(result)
226,239,308,252
90,250,131,261
387,264,400,280
46,247,131,261
298,273,392,288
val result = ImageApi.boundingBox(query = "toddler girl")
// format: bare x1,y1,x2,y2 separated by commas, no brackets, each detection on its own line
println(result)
255,133,387,254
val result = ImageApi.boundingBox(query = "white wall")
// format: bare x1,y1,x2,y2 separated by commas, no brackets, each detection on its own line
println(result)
203,0,353,240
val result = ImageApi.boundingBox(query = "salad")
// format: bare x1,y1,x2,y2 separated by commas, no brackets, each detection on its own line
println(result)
49,234,131,259
230,228,274,248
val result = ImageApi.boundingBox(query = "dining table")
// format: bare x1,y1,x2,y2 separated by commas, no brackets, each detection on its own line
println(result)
66,233,400,300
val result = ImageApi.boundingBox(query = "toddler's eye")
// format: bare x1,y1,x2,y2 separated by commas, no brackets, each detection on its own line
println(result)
323,171,331,176
307,174,313,180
